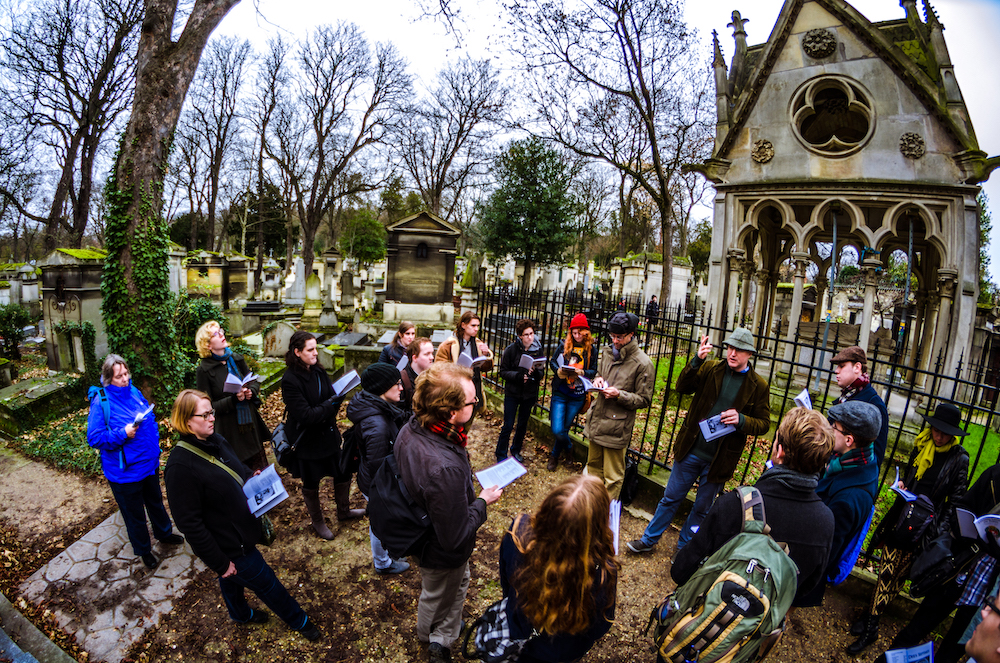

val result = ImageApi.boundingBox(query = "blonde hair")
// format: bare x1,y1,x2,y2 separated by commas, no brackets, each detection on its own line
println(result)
195,320,222,358
413,362,473,426
171,389,212,436
775,407,835,475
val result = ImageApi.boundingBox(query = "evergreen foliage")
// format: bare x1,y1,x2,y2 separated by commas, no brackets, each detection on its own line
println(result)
979,192,997,306
0,303,31,360
337,208,387,267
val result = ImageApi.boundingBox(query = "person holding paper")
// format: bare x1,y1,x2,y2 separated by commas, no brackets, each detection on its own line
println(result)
497,475,618,662
547,313,598,472
495,318,546,464
87,354,183,570
435,311,494,413
847,402,969,655
400,337,434,418
379,320,416,366
164,389,321,641
195,321,269,471
628,327,770,555
671,408,835,605
282,331,365,541
347,363,410,576
585,311,653,500
394,362,502,663
829,345,889,465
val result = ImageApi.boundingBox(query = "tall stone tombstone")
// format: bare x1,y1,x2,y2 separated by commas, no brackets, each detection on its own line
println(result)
285,257,306,306
383,211,460,324
340,270,355,319
302,272,323,326
39,248,108,372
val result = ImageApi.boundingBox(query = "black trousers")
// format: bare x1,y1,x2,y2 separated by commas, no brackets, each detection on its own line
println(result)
887,578,978,663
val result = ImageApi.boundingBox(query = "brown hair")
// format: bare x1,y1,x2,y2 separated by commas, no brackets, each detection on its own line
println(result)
171,389,211,437
512,475,619,636
195,320,222,358
100,354,128,386
515,318,535,336
285,330,316,371
412,362,473,427
391,321,416,348
455,311,480,340
775,407,835,475
406,337,432,360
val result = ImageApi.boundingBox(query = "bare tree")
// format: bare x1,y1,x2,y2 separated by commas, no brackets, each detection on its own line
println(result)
397,58,503,222
1,0,142,251
263,23,410,277
507,0,713,302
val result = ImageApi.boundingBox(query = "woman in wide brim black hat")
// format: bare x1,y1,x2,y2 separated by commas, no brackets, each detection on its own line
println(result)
921,402,969,440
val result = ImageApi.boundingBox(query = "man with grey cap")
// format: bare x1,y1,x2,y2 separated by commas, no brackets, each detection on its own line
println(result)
797,399,882,606
585,311,653,499
830,345,889,465
628,328,770,554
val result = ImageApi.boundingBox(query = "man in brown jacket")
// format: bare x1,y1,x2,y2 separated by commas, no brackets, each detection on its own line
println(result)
585,311,654,499
627,327,771,554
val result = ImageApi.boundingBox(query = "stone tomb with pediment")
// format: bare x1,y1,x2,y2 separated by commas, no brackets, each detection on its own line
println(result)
383,211,460,324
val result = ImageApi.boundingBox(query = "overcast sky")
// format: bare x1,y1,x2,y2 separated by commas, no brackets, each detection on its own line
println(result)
215,0,1000,277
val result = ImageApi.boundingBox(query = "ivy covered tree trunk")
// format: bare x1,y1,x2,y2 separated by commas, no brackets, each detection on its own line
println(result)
102,0,239,400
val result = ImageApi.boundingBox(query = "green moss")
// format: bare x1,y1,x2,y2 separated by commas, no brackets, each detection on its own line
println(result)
0,282,10,289
57,248,107,260
0,263,26,272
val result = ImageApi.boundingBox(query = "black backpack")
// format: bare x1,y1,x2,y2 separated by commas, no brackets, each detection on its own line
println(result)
368,454,431,559
620,451,640,506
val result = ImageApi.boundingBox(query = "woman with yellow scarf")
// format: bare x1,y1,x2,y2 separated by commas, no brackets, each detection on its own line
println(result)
847,402,969,655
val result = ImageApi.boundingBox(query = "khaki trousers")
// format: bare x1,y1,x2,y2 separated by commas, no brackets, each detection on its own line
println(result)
587,442,626,500
417,561,470,648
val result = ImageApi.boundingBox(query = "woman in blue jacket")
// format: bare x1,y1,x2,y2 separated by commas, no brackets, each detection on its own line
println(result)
87,355,183,569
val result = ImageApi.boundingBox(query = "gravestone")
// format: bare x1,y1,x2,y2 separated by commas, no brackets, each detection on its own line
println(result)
285,257,306,306
301,273,323,326
260,258,282,302
263,321,298,357
39,248,108,372
383,211,459,324
329,331,370,347
340,271,355,320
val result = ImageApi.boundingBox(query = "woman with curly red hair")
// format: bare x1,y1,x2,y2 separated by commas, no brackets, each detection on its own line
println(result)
498,474,618,661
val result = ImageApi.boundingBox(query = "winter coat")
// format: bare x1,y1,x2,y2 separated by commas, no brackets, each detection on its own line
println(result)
671,470,835,605
280,364,343,461
394,417,487,569
843,384,889,465
347,389,406,496
672,357,771,484
435,335,494,406
195,354,269,463
164,433,259,575
86,382,161,484
378,343,406,366
584,337,654,450
498,338,545,401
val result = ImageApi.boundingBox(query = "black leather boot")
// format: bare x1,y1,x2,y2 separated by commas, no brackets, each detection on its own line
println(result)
846,615,879,655
334,481,365,520
302,488,334,540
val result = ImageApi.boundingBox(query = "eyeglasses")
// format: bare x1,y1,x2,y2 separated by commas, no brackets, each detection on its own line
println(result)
984,596,1000,618
211,329,224,338
465,397,479,408
193,410,216,420
609,332,632,342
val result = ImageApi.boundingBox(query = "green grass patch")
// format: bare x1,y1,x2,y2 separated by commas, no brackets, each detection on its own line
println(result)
10,408,102,477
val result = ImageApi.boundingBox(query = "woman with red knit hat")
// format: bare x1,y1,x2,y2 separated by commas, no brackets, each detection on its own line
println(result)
546,313,599,471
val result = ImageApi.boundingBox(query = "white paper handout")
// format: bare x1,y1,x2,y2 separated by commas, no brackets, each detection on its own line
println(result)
699,414,735,442
609,499,621,555
223,371,260,394
794,389,812,410
578,376,606,393
457,352,491,369
396,354,409,371
884,640,933,663
518,353,547,371
243,464,289,517
133,403,155,426
891,466,918,502
332,369,361,397
475,457,527,490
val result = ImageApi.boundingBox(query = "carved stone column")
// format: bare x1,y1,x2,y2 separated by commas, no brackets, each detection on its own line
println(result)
931,269,959,368
784,252,810,361
751,270,770,340
814,276,829,322
725,248,746,333
859,258,882,351
919,291,941,375
738,261,756,326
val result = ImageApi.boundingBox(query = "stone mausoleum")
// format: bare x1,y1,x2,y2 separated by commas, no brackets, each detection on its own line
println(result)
383,211,460,324
694,0,997,372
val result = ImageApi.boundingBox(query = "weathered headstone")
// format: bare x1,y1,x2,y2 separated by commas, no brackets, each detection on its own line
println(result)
285,257,306,306
263,321,298,357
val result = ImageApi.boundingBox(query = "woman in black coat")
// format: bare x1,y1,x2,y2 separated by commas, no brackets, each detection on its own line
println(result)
194,321,270,471
346,363,409,575
281,331,365,540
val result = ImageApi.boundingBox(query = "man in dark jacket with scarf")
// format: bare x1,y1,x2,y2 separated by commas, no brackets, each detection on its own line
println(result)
672,407,835,605
495,318,546,463
628,327,771,554
798,400,881,606
395,362,503,663
830,346,889,464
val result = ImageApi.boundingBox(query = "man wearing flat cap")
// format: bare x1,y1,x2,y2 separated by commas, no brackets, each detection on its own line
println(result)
830,345,889,465
628,327,771,554
585,311,653,499
798,400,882,606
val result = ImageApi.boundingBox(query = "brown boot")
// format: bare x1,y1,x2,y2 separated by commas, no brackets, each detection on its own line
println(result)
302,488,334,540
546,455,558,472
334,481,366,521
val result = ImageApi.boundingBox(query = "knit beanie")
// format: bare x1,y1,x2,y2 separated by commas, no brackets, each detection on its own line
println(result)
362,363,400,396
569,313,590,330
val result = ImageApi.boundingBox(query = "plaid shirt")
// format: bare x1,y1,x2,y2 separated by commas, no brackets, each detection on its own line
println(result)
958,554,999,606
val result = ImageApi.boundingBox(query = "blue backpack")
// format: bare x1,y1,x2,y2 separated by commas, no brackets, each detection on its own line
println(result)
88,386,126,470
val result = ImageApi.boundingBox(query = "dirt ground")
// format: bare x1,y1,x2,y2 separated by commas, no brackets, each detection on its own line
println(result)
0,390,931,663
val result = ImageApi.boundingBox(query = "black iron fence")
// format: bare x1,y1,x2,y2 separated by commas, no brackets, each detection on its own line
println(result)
474,282,1000,491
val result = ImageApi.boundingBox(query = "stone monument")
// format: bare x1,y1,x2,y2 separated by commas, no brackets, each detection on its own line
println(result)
383,211,460,324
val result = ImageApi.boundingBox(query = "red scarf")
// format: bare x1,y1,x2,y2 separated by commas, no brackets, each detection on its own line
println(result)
834,374,871,405
427,421,469,447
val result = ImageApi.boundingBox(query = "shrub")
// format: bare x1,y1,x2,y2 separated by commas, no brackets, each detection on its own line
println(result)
0,303,31,360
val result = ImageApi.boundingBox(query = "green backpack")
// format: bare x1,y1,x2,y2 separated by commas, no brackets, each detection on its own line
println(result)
645,486,798,663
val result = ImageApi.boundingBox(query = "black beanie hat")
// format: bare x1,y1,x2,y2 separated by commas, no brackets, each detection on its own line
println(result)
362,362,400,396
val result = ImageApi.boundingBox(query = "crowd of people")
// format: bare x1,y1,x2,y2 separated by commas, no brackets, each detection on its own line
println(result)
83,312,1000,663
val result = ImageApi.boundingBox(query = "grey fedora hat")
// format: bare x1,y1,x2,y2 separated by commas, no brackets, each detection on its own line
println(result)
722,328,756,353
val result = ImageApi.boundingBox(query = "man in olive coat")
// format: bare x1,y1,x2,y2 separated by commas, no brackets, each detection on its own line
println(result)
628,328,771,554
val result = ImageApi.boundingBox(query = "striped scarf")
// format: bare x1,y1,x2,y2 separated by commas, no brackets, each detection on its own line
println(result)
426,420,468,447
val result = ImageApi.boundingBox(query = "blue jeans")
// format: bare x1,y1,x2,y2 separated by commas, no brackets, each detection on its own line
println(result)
219,548,309,630
640,453,723,549
549,392,584,458
107,471,175,556
363,493,392,569
496,393,534,461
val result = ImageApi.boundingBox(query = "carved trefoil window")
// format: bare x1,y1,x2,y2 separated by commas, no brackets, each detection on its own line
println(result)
790,75,875,157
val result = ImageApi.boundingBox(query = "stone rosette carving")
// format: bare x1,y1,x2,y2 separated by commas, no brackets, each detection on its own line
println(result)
803,29,837,59
899,132,926,159
751,139,774,164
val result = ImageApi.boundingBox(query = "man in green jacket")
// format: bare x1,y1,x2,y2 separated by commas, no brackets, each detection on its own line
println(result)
585,311,654,500
628,327,771,554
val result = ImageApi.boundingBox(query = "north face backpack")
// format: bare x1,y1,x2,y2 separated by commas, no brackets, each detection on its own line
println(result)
367,453,431,559
645,486,798,663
